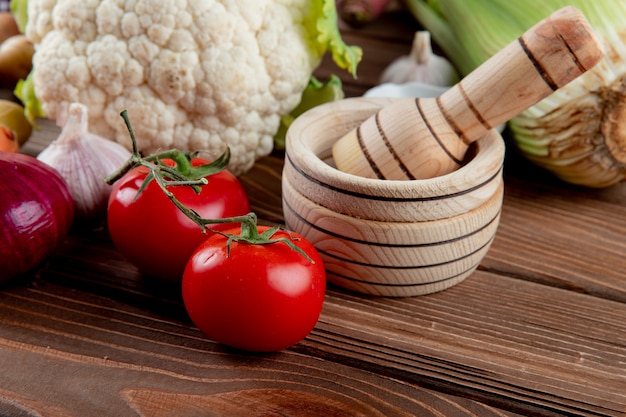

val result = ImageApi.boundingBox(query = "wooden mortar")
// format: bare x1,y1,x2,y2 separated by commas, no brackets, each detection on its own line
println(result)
282,98,505,296
331,6,604,180
284,97,504,222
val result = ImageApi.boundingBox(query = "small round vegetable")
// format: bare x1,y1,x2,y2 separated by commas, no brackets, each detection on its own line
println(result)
0,126,19,152
0,35,34,88
0,99,32,146
0,12,20,44
107,157,250,282
0,152,75,282
182,225,326,352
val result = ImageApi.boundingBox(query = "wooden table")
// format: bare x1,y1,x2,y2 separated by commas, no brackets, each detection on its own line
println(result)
2,10,626,417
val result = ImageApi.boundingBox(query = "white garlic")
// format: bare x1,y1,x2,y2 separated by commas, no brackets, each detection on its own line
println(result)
380,31,459,86
37,102,132,221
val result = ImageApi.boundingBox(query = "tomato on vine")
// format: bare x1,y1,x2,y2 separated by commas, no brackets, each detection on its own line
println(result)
107,155,249,282
183,223,326,352
105,112,250,282
106,110,326,352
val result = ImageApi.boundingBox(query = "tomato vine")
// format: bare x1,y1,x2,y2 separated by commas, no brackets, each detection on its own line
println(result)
105,109,313,262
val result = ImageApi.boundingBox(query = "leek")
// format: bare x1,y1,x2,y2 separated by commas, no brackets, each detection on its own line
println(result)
406,0,626,187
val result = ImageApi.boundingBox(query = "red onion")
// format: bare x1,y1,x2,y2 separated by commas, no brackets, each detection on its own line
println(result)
337,0,393,27
0,151,75,282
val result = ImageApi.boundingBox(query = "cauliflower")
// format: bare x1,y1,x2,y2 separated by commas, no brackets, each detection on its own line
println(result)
14,0,361,175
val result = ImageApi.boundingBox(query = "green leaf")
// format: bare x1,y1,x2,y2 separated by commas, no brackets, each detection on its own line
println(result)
305,0,363,78
274,75,344,149
187,147,231,180
14,71,46,128
10,0,28,33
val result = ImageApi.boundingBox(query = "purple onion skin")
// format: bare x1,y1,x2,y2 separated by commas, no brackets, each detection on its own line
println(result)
0,152,75,283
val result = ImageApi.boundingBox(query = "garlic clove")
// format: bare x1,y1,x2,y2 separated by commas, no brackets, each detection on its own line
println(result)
364,81,449,98
37,102,132,222
380,31,460,86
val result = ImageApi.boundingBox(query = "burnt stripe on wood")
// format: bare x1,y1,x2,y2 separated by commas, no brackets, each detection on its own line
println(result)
356,126,386,179
326,260,482,288
437,95,471,145
458,83,491,131
518,37,559,90
558,33,589,73
375,112,416,180
317,236,495,270
415,98,464,166
283,195,501,248
285,153,502,202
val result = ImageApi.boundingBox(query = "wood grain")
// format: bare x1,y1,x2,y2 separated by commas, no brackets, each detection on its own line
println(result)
331,7,603,180
282,98,505,222
5,148,624,416
0,283,524,417
314,273,626,416
1,9,626,417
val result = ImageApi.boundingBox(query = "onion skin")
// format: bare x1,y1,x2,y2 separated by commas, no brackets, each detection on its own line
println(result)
0,35,34,88
37,102,132,222
0,13,20,45
0,152,75,282
337,0,393,27
0,125,19,152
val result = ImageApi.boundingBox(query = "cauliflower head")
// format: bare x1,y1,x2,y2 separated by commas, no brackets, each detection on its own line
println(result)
18,0,361,175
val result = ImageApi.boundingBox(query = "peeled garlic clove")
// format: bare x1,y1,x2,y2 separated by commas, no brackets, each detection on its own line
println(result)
380,31,459,86
37,102,132,222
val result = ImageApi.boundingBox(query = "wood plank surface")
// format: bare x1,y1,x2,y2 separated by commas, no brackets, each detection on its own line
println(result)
1,9,626,417
485,175,626,302
0,282,526,417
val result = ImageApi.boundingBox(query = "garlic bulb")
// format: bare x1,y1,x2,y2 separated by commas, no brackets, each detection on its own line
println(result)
37,102,132,221
380,31,459,86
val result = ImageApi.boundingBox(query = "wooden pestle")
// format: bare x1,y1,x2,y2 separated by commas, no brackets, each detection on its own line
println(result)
331,6,604,180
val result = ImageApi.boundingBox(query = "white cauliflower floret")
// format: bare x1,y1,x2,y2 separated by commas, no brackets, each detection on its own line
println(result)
23,0,359,175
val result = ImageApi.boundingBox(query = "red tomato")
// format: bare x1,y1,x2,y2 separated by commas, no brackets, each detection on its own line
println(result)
182,225,326,352
107,158,250,282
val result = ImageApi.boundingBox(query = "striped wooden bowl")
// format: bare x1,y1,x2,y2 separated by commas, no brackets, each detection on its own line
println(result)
282,98,505,296
283,97,504,222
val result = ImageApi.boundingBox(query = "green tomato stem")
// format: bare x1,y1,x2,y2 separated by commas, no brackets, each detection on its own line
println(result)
105,109,313,263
